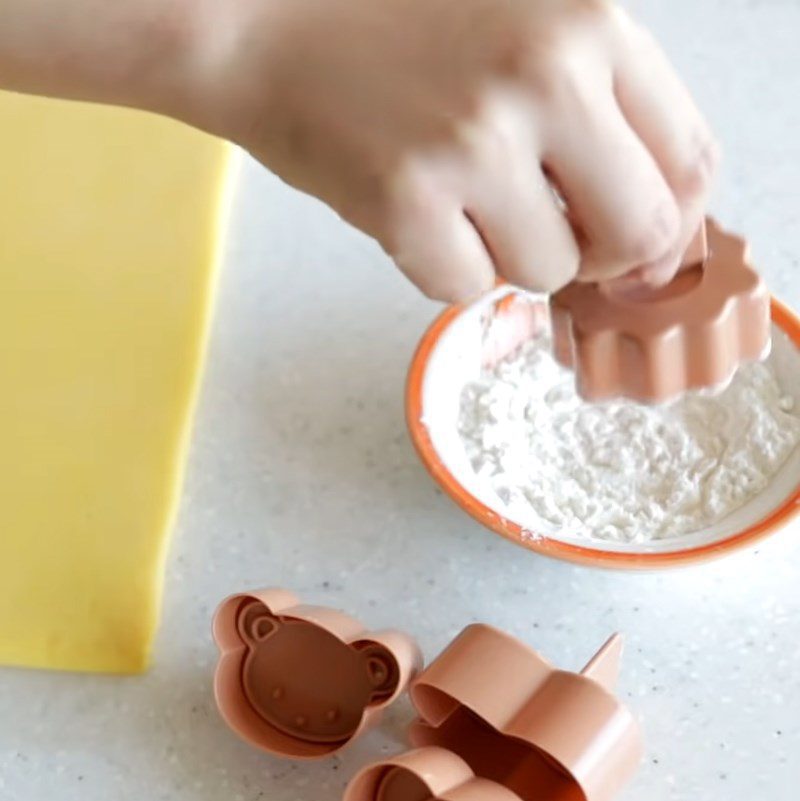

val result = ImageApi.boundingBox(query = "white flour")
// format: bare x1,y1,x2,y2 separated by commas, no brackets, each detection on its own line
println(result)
458,331,800,543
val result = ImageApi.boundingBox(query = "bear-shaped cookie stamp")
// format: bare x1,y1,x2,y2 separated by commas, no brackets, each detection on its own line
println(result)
237,599,399,743
213,588,422,758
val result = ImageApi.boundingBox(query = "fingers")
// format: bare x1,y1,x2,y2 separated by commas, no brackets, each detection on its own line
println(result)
382,173,496,304
385,139,580,300
542,85,682,283
465,162,580,293
612,19,720,285
376,11,718,302
442,92,579,294
602,248,686,294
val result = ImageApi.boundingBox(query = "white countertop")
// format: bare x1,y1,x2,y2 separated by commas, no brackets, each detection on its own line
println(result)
1,1,799,798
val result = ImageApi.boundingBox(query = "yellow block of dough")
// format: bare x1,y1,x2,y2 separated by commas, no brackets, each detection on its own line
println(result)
0,92,233,673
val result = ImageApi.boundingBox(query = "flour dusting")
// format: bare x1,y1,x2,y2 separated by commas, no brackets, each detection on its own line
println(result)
458,331,800,543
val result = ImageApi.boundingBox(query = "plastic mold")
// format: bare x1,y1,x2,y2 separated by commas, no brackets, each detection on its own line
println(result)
212,588,422,758
550,218,771,403
345,625,642,801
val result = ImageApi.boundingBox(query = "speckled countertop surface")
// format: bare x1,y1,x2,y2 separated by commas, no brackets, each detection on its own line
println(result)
1,1,799,799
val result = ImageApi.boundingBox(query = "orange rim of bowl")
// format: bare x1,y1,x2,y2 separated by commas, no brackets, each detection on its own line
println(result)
406,296,800,569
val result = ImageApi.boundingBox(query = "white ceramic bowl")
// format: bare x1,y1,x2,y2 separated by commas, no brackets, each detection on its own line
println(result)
406,287,800,569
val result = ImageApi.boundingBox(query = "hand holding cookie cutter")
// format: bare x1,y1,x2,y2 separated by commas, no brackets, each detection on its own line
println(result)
212,588,422,758
345,625,642,801
550,218,771,402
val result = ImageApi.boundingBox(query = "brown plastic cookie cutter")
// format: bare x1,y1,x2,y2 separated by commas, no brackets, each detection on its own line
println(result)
212,588,423,758
551,217,771,403
345,625,642,801
345,746,521,801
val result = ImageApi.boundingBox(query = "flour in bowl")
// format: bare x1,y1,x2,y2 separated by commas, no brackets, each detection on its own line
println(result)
458,331,800,543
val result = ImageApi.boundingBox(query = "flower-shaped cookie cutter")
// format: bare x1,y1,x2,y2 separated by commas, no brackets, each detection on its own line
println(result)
550,218,771,403
212,588,422,758
345,625,642,801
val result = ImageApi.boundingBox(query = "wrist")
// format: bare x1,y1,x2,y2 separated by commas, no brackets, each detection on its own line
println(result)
129,0,222,125
168,0,284,141
0,0,204,117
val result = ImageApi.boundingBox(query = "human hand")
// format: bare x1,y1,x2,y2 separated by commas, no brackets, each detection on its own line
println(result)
190,0,717,302
0,0,715,302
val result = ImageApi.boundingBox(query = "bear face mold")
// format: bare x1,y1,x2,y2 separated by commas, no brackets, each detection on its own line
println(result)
212,588,422,758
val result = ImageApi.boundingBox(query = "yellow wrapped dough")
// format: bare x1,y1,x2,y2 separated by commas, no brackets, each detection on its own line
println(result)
0,92,233,673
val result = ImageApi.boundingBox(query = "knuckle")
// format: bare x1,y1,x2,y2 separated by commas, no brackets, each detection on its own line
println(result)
422,282,461,304
558,248,582,288
566,0,628,46
532,46,615,116
615,202,681,264
379,219,409,264
530,269,571,295
675,135,721,200
532,50,586,104
675,161,707,201
335,176,385,234
620,14,655,46
507,235,579,294
494,33,533,80
457,102,521,169
417,272,481,305
376,208,407,262
532,252,580,294
388,156,429,204
626,230,669,265
579,0,620,26
381,162,433,245
454,114,490,160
